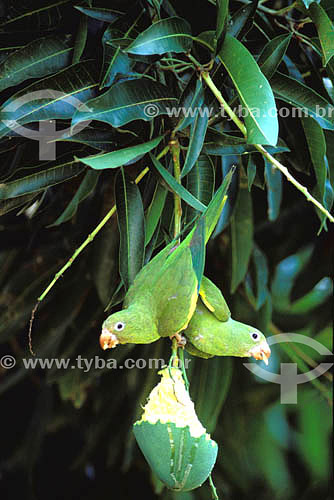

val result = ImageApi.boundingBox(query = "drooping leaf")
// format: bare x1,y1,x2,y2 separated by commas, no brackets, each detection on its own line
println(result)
271,72,334,130
212,156,239,237
230,181,253,292
247,154,257,190
48,169,100,226
72,0,90,64
217,34,279,145
227,0,259,40
149,153,206,213
174,75,204,132
100,28,134,89
301,116,327,200
0,0,71,31
126,17,192,55
76,135,163,170
74,5,123,23
245,244,269,311
185,154,215,224
181,95,209,178
215,0,229,52
115,168,145,290
190,216,206,290
0,160,84,200
72,79,178,128
145,182,168,245
258,34,292,80
0,191,41,216
57,126,121,152
0,36,73,92
203,129,289,156
264,159,283,221
190,356,233,433
308,2,334,66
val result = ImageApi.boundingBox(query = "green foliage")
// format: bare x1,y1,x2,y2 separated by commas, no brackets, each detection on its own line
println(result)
0,1,332,499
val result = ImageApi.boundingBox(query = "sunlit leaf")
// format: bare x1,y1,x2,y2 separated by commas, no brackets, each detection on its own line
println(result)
126,17,192,55
72,79,177,128
217,34,279,145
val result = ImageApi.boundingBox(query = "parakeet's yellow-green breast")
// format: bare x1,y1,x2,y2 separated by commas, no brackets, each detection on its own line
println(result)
184,276,271,364
184,300,271,364
100,183,229,350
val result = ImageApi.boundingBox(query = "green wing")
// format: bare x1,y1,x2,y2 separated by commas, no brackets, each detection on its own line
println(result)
199,276,230,321
123,242,175,307
184,300,237,356
184,340,214,359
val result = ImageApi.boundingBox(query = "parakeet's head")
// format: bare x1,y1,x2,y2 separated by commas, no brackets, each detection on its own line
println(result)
99,308,159,350
184,306,271,364
237,323,271,365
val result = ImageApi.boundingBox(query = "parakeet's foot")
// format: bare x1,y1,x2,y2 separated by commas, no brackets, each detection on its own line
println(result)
169,333,186,348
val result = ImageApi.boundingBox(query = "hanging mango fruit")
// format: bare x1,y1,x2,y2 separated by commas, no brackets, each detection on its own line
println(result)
133,364,218,492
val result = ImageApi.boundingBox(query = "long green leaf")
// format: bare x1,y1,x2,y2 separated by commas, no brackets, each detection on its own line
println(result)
0,192,41,216
203,129,289,155
115,168,145,290
72,0,90,64
217,34,279,145
185,154,215,224
309,2,334,66
215,0,229,52
0,60,98,139
74,5,123,23
271,72,334,130
227,1,259,40
100,28,134,89
181,99,209,178
245,244,269,311
0,36,73,92
57,126,123,152
264,159,283,221
230,182,253,292
174,75,204,132
72,79,177,128
76,136,163,170
145,182,168,245
49,169,100,226
301,116,327,200
0,0,71,31
0,162,84,199
258,34,292,80
126,17,192,55
190,357,233,433
149,153,207,212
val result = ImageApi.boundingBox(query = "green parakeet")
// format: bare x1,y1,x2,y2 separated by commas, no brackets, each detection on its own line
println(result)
183,278,271,364
100,176,231,350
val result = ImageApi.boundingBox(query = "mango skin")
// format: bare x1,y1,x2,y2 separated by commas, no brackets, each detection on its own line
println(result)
133,420,218,492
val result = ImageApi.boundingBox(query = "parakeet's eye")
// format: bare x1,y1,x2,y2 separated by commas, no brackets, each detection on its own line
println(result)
251,332,259,341
115,322,125,331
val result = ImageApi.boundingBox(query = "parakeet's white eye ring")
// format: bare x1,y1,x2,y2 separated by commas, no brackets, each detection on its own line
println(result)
251,332,259,341
114,322,125,331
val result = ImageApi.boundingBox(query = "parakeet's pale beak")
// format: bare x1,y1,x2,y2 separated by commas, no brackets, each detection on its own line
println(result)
248,341,271,365
99,328,119,350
